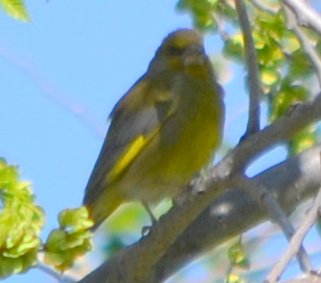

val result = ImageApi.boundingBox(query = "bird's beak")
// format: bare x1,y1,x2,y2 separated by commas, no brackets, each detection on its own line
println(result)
183,44,205,66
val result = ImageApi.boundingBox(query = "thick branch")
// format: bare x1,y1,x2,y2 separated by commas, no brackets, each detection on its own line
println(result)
234,175,312,272
79,90,321,283
219,92,321,174
156,144,321,282
80,144,321,283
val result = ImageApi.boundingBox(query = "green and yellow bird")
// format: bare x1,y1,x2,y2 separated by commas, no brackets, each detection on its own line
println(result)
83,29,225,230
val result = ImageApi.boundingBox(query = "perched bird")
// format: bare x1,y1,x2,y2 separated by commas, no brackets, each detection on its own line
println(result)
83,29,225,230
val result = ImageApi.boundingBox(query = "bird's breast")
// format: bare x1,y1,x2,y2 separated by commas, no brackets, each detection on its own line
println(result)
117,78,224,203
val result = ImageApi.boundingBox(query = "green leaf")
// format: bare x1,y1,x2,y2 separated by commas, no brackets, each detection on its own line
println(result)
269,83,310,122
44,207,93,271
228,240,250,269
0,0,31,22
226,274,246,283
223,34,244,62
260,67,280,87
0,256,23,278
0,165,19,190
44,227,92,271
0,159,44,277
176,0,217,30
287,49,312,79
44,250,72,268
289,125,317,155
58,207,94,231
46,229,67,252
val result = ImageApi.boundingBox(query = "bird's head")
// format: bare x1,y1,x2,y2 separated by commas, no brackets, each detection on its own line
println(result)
148,29,213,79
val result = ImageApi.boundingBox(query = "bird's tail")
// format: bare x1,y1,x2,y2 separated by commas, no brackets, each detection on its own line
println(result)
84,189,123,231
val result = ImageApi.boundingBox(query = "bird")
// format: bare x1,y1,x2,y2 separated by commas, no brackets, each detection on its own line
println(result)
83,29,225,230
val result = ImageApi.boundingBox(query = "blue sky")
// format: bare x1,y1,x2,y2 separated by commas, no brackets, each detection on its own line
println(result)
1,1,320,282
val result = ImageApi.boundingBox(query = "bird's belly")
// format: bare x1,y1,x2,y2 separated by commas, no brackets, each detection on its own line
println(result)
117,107,221,203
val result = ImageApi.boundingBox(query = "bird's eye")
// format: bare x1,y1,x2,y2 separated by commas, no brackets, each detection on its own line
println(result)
168,46,185,56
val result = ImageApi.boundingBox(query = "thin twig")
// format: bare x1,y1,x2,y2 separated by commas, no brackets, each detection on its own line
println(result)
265,154,321,282
212,13,230,41
233,175,313,274
282,0,321,37
37,263,77,283
282,5,321,88
234,0,261,136
249,0,278,15
37,253,78,283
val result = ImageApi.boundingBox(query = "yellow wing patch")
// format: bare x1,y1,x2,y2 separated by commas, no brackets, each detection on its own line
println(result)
107,127,161,182
106,94,177,184
107,135,146,182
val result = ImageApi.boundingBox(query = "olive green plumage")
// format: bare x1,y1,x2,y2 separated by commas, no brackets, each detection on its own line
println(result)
83,29,225,230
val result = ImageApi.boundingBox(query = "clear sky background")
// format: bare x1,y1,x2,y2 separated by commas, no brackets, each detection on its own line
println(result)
1,1,321,282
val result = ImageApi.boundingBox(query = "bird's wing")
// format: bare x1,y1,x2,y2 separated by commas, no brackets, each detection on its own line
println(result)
83,75,177,205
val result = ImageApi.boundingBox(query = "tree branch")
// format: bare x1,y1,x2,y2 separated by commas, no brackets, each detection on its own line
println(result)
217,91,321,175
281,273,321,283
78,89,321,282
265,157,321,282
235,0,261,135
249,0,278,15
154,144,321,283
79,143,321,283
282,5,321,88
234,175,312,273
282,0,321,37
